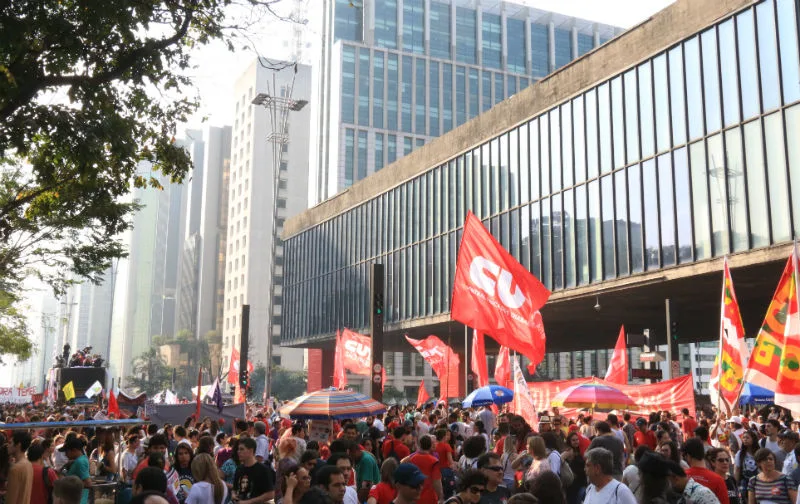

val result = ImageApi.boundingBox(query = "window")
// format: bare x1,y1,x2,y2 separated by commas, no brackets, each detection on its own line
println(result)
374,0,397,48
531,23,549,77
402,0,424,54
456,7,477,64
554,28,572,69
277,198,287,209
482,13,502,69
430,2,451,58
507,18,526,73
341,46,356,124
334,0,362,41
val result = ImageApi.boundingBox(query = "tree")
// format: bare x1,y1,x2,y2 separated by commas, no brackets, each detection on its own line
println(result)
126,347,172,396
0,0,299,363
0,290,33,364
382,385,407,404
250,365,306,401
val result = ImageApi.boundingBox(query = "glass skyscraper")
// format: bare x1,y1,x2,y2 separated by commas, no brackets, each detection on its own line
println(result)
312,0,621,204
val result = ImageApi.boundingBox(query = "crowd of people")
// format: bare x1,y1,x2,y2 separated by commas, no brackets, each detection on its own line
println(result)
0,401,799,504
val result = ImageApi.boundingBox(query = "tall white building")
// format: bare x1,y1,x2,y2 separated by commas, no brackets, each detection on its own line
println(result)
221,60,311,373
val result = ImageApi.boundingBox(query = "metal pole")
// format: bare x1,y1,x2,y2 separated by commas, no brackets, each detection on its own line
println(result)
665,298,672,380
464,325,469,395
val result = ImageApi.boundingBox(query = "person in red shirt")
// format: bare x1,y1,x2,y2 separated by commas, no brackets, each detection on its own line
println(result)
132,434,171,479
367,458,398,504
28,440,58,504
382,427,411,461
681,408,698,440
406,436,443,504
435,429,455,468
633,418,657,449
683,438,730,504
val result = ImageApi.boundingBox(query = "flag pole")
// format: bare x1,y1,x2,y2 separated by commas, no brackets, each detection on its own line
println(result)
715,258,727,416
464,325,469,396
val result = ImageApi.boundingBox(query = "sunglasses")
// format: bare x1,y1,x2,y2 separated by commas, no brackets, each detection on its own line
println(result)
468,487,485,495
485,466,503,472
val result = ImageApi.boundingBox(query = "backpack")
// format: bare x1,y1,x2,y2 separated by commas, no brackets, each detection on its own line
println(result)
42,466,54,504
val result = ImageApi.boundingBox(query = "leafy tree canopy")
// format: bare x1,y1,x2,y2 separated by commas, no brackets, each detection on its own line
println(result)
126,347,172,396
0,0,297,363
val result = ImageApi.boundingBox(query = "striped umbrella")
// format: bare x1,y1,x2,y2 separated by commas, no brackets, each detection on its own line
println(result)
279,388,387,420
551,381,637,410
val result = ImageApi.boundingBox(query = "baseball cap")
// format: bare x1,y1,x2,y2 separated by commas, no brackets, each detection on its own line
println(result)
636,418,647,426
729,416,743,425
58,438,85,452
394,463,427,487
538,415,551,424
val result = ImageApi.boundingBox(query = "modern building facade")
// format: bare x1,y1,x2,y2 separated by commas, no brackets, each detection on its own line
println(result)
285,0,800,395
220,60,311,373
311,0,622,204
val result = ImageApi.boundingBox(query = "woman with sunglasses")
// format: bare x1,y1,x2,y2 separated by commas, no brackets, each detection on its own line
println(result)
444,469,488,504
706,448,741,504
747,448,797,504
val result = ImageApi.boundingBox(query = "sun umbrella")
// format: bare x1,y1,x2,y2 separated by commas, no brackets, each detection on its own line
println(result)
279,388,387,420
739,383,774,406
462,385,514,408
551,382,637,410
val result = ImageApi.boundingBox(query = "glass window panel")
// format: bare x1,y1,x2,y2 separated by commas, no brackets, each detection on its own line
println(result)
401,56,413,132
494,73,504,105
586,88,599,178
456,7,477,64
373,52,385,129
624,70,640,163
541,115,550,195
507,18,527,74
588,180,602,282
669,46,687,146
778,0,800,104
358,48,370,126
531,23,550,78
707,134,728,255
611,77,625,169
673,148,693,263
724,129,748,252
718,20,740,128
530,119,540,200
344,128,355,187
598,83,612,173
482,144,491,218
757,0,781,112
629,164,644,273
552,194,563,289
507,131,517,208
542,197,552,289
430,61,439,137
443,63,453,132
550,109,562,191
357,130,368,180
448,161,457,230
601,175,615,279
658,154,676,266
334,0,363,41
564,189,576,287
521,203,531,270
701,29,722,134
482,13,502,69
642,159,660,269
519,123,530,204
415,58,426,134
562,102,573,188
403,0,424,54
456,66,466,126
690,142,711,259
387,54,399,129
374,0,398,48
573,97,587,183
615,170,629,276
639,62,655,158
684,37,705,140
786,105,800,238
765,112,792,241
508,77,517,96
578,33,594,56
653,54,670,153
482,71,492,113
530,202,542,279
429,1,451,58
575,184,589,284
555,28,572,69
404,136,412,155
342,46,356,124
469,69,479,118
737,9,760,120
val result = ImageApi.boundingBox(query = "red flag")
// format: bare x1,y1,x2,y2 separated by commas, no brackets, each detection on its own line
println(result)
405,335,461,398
511,357,538,429
471,331,489,387
417,379,430,407
108,389,120,418
340,329,372,375
333,330,348,389
451,212,551,368
227,348,254,385
775,247,800,410
604,326,628,384
196,368,203,417
494,346,511,388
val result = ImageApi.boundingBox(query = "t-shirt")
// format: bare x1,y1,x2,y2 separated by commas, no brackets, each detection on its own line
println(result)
186,480,229,504
683,416,698,438
356,450,381,489
682,478,721,504
234,462,276,501
256,434,271,462
7,459,34,504
122,450,139,484
588,435,625,478
369,481,397,504
583,480,638,504
382,439,411,460
746,474,796,504
32,462,57,504
634,430,657,449
177,465,196,503
408,453,441,504
436,441,455,466
478,485,511,504
344,486,359,504
685,466,730,504
723,475,741,504
67,454,91,504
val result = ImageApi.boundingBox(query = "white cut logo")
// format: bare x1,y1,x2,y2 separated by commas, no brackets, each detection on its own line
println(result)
469,256,526,309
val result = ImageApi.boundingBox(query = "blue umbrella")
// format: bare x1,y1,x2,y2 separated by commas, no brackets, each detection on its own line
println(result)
462,385,514,408
739,383,774,406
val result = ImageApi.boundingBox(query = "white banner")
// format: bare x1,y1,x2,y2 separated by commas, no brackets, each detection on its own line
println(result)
0,386,39,404
85,381,103,399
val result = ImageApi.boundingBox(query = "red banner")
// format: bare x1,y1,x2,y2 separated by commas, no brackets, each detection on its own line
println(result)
227,348,254,385
495,346,511,388
526,375,695,419
471,331,489,388
340,329,372,376
451,212,551,367
604,326,628,385
417,379,430,407
405,335,461,398
333,330,348,389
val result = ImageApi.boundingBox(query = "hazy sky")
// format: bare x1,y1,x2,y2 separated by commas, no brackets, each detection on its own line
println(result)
186,0,674,129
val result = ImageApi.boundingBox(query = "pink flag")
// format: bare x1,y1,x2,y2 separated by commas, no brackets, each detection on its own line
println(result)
494,346,511,388
604,326,628,384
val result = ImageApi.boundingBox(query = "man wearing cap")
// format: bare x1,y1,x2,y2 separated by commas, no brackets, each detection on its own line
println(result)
634,418,657,450
392,463,425,504
780,430,800,475
61,436,93,504
727,416,745,453
537,415,552,433
683,438,729,504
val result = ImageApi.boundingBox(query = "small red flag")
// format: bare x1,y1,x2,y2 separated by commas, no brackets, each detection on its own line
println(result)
471,331,489,388
333,330,348,389
604,326,628,384
416,379,430,407
494,346,511,388
227,348,254,385
108,389,120,418
405,335,461,399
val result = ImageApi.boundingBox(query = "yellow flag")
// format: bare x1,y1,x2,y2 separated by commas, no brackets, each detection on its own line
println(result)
62,381,75,401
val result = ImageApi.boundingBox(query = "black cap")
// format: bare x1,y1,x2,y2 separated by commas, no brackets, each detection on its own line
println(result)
394,463,426,487
58,438,85,452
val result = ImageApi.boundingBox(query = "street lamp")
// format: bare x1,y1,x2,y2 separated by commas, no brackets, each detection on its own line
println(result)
251,65,308,403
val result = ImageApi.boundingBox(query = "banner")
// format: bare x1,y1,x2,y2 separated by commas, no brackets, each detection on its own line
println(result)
527,375,696,419
85,380,103,399
227,348,254,385
451,212,551,368
471,331,489,388
745,256,796,389
604,326,628,385
145,403,246,434
405,335,461,398
308,420,334,444
512,357,538,429
0,386,39,404
417,379,430,407
495,346,511,388
709,258,748,413
333,331,347,389
340,329,372,376
62,381,75,401
775,248,800,410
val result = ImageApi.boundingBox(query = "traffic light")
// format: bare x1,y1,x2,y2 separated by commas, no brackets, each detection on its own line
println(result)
374,292,384,316
671,320,678,341
240,369,249,388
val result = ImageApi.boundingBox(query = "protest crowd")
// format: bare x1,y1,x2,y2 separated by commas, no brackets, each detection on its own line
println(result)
2,399,800,504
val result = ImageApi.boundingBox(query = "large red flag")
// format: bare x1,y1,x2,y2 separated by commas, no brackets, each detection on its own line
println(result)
340,329,372,375
604,326,628,384
417,379,430,407
471,331,489,388
227,348,254,385
405,335,461,398
775,247,800,410
333,330,348,389
451,212,551,368
494,346,511,388
108,389,120,418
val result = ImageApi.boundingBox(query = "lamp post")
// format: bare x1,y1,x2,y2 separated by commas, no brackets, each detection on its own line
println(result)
251,65,308,403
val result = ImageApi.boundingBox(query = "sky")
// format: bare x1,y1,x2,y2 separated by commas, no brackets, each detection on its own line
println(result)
186,0,675,129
